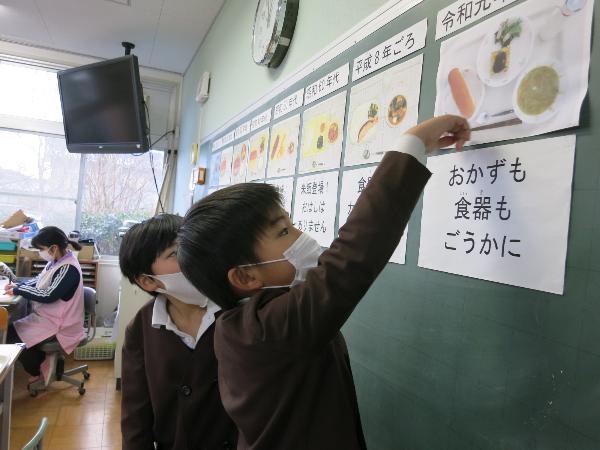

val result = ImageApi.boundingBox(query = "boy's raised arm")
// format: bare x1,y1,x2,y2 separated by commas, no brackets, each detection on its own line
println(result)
252,116,470,351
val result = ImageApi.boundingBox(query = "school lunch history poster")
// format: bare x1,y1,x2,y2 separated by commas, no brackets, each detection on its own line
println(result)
299,92,346,174
338,165,407,264
231,141,249,185
219,146,233,186
268,115,300,178
435,0,593,145
247,129,270,181
418,136,575,295
209,152,221,187
269,176,295,216
293,171,339,247
344,55,423,167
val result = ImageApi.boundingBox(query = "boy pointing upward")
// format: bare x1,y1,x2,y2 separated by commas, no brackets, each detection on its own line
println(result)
178,116,470,449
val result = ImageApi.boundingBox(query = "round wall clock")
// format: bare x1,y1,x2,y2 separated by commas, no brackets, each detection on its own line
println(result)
252,0,299,68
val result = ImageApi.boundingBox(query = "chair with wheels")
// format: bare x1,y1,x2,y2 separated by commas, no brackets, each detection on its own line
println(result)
28,287,97,397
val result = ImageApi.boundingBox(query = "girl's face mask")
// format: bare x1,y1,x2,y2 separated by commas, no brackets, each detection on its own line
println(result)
145,271,209,307
38,245,57,262
238,233,324,289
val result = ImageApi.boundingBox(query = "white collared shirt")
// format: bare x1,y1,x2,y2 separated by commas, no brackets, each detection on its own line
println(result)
151,294,221,349
391,134,426,163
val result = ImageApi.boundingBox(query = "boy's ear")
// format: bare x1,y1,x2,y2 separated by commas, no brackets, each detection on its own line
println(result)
135,274,161,293
227,267,263,292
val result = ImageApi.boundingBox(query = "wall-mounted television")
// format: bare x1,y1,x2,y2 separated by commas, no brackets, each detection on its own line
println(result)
57,55,149,154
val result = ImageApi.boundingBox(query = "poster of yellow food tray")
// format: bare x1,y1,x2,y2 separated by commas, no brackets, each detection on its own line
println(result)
299,92,346,174
247,129,270,181
231,141,249,184
435,0,593,145
344,54,423,167
218,146,233,186
267,115,300,178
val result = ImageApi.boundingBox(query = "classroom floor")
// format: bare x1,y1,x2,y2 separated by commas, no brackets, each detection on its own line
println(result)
10,358,121,450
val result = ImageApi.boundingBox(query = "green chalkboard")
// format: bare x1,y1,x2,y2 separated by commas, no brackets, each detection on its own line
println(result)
198,1,600,448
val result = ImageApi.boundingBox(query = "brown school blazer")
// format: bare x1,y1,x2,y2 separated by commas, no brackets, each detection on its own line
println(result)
121,300,237,450
214,151,431,450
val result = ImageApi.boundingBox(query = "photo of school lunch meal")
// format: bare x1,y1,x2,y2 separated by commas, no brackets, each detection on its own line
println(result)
349,94,408,146
435,0,590,137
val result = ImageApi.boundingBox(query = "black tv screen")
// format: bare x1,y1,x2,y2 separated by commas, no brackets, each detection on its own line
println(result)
57,55,149,153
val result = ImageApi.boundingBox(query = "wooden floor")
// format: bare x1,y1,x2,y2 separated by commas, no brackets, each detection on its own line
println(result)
10,358,121,450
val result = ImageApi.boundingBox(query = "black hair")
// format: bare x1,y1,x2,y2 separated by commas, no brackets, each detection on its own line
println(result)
178,183,282,309
32,226,82,251
119,214,183,284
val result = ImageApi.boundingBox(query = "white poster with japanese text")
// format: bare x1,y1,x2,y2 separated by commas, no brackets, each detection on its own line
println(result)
235,120,251,140
250,108,272,132
435,0,593,146
339,166,407,264
218,146,233,186
305,64,350,105
274,88,305,120
231,141,249,184
221,131,235,149
418,135,575,295
292,171,340,247
345,55,423,167
352,19,427,81
247,129,270,181
209,152,221,187
267,115,300,178
436,0,519,40
268,176,295,216
299,92,346,174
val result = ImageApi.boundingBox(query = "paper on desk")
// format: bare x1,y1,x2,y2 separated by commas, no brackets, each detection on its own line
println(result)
0,344,25,375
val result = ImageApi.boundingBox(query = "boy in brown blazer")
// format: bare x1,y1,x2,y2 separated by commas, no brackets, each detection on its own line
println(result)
119,214,237,450
178,116,470,449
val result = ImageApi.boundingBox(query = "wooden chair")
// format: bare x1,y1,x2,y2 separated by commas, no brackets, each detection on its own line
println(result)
0,306,8,344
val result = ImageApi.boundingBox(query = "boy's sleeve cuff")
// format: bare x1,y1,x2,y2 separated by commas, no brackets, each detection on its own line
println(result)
389,134,426,162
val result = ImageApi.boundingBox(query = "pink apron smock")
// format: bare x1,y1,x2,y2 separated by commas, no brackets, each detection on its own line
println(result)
14,251,85,354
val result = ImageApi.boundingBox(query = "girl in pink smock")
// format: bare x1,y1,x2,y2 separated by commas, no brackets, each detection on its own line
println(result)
4,226,85,385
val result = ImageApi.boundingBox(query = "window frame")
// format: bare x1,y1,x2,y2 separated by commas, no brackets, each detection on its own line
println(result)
0,55,179,256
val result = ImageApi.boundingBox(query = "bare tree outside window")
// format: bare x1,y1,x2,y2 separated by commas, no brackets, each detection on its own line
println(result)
80,152,164,256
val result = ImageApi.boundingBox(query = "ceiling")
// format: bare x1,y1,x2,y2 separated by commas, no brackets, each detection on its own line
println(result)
0,0,225,74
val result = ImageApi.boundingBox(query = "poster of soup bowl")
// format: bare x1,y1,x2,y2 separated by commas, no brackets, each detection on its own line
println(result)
434,0,593,146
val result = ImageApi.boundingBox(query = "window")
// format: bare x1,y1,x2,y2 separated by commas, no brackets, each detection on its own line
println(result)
0,129,80,233
0,58,172,257
0,61,63,122
79,151,164,256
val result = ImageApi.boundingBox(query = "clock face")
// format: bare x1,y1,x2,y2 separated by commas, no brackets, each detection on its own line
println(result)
252,0,279,64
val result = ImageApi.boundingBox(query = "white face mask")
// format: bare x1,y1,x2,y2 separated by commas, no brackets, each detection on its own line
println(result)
145,272,209,307
239,233,324,289
38,249,54,262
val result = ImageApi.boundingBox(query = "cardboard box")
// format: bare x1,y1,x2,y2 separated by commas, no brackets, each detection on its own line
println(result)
1,210,28,229
78,244,95,260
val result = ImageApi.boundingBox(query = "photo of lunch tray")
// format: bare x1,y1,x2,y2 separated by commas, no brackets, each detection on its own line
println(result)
434,0,592,144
